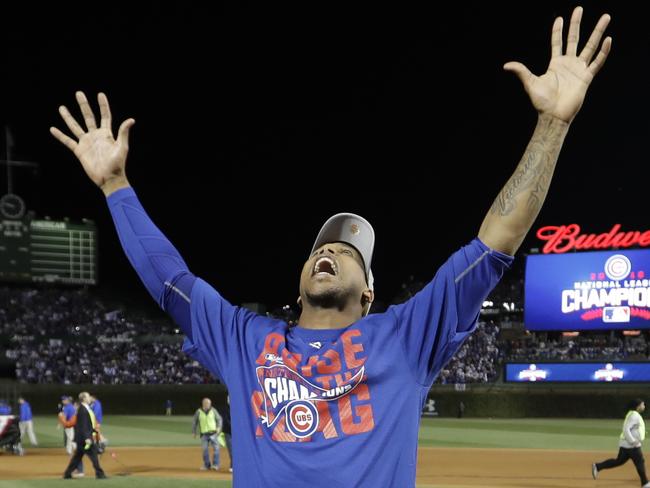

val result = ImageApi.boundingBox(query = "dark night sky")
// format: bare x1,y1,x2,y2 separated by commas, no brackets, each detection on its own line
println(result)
2,1,649,310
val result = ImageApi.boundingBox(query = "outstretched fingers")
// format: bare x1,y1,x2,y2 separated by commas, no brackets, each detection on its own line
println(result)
588,36,612,76
565,6,583,56
98,92,112,130
550,17,563,58
503,61,534,89
579,13,611,64
58,105,85,138
117,118,136,148
50,126,78,152
75,91,97,130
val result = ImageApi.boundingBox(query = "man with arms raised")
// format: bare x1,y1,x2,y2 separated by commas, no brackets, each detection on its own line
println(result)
51,7,611,486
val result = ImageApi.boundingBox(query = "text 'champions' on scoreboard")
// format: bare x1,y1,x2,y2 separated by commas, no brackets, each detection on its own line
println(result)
0,218,97,285
524,249,650,331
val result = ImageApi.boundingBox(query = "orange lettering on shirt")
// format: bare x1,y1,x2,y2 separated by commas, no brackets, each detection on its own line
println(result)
341,330,365,369
338,384,374,435
300,355,320,377
251,391,266,437
317,349,342,374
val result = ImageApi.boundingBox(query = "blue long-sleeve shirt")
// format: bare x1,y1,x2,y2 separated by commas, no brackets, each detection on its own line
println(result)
91,399,103,424
20,401,32,421
107,188,195,337
62,403,76,421
106,187,512,488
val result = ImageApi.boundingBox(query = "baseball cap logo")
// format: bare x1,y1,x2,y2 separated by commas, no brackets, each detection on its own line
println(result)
350,224,360,235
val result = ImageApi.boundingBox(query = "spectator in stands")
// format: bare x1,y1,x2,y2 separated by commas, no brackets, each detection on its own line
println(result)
1,285,214,385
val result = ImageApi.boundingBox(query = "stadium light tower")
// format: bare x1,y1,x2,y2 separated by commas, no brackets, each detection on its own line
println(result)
0,126,38,220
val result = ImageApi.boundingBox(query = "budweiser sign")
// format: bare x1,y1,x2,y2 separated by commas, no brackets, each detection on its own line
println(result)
537,224,650,254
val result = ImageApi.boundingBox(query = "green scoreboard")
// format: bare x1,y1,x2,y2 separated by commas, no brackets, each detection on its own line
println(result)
0,218,97,285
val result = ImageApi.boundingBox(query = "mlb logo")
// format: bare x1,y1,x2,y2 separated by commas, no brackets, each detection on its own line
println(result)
603,306,630,323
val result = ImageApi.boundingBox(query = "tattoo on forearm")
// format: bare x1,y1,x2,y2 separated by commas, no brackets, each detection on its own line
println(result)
490,116,566,217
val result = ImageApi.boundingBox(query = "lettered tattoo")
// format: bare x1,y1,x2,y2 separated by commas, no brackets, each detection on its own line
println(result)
490,115,567,217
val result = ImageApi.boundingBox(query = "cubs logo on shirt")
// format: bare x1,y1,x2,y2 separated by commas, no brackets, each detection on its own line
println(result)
256,363,365,438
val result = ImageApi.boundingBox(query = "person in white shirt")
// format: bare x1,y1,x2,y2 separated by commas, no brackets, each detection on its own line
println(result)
593,398,648,487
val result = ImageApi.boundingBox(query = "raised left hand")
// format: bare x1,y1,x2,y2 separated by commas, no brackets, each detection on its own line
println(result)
504,7,611,123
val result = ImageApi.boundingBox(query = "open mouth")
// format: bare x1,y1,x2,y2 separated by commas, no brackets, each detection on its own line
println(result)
313,256,338,276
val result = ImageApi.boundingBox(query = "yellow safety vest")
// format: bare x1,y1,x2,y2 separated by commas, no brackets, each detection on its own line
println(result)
88,406,97,430
198,408,217,434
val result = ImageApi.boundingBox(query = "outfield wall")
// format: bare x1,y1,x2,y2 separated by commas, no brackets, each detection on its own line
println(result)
423,384,649,418
0,382,229,416
1,381,647,418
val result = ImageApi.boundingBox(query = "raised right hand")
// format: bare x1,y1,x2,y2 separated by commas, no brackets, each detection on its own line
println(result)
50,91,135,195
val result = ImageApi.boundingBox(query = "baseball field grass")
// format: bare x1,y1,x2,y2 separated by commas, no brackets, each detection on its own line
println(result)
0,416,633,487
23,415,624,450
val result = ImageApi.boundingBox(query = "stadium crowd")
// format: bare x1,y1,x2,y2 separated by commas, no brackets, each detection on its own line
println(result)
503,333,650,362
436,320,501,384
0,286,211,384
1,275,648,385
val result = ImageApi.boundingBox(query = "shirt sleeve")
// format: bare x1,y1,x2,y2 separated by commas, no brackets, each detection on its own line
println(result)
107,188,268,385
389,238,513,386
181,278,261,385
107,187,196,339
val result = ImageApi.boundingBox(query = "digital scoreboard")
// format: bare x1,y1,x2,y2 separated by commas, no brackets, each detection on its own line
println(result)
0,218,97,285
524,249,650,330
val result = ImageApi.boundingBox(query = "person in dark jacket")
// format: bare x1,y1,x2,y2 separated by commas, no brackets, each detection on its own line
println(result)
222,395,233,473
63,392,106,479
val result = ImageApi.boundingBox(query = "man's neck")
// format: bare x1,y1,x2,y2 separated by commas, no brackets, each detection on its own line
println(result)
297,307,361,329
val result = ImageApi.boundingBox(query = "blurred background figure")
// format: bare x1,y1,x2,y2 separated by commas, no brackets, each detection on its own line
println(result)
63,392,106,479
165,399,173,416
0,409,23,456
222,395,233,473
90,394,107,452
18,397,38,446
58,396,84,477
192,398,222,471
0,400,11,415
592,399,649,487
58,396,76,454
457,401,466,419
